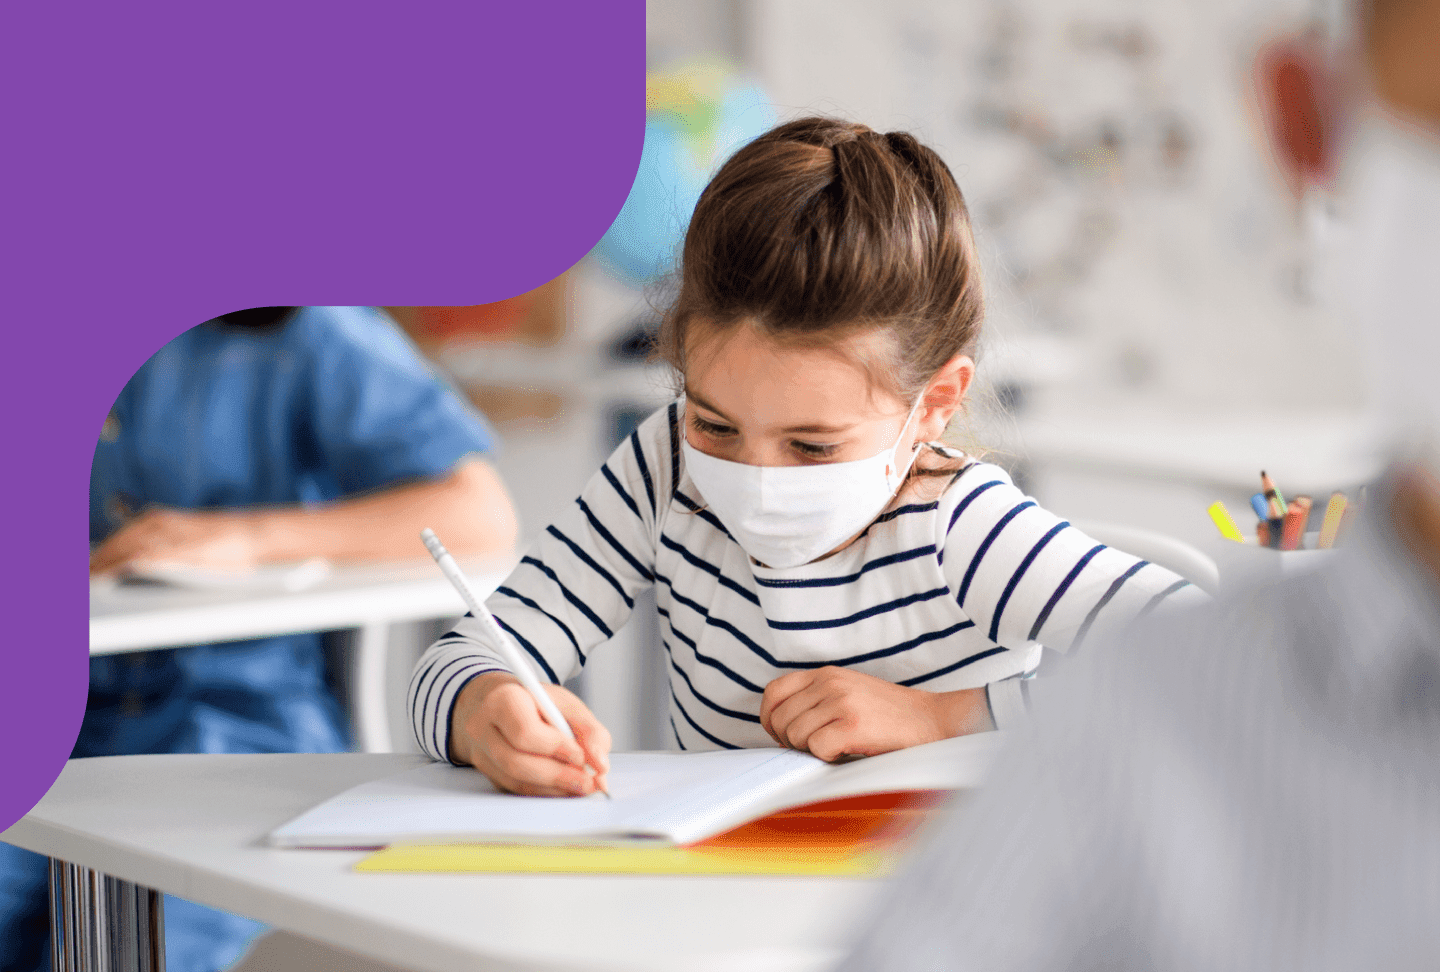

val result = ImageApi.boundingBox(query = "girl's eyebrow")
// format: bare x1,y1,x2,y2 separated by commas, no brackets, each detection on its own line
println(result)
685,387,856,436
684,387,737,424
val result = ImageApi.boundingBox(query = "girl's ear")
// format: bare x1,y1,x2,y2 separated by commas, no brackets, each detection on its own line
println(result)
917,354,975,441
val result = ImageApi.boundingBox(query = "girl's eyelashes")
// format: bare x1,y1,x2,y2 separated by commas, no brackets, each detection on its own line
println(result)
691,415,736,438
692,414,840,459
792,440,839,459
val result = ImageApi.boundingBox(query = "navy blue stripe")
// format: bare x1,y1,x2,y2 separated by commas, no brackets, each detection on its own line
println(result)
1027,544,1106,642
577,498,654,581
671,693,740,749
541,529,634,610
522,555,616,637
988,521,1069,641
874,501,940,525
938,480,1004,565
496,585,586,663
898,646,1009,687
658,606,766,693
630,430,657,514
826,619,976,667
433,665,499,764
670,715,685,750
415,654,492,762
1071,560,1150,652
413,653,463,758
667,402,682,502
601,463,642,521
1137,579,1190,619
668,656,762,723
658,533,760,605
495,615,560,684
752,544,936,589
766,587,949,631
957,501,1037,607
412,637,479,739
660,575,971,670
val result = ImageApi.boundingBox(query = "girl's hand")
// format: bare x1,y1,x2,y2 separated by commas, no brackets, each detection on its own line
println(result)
448,672,611,797
759,667,993,762
89,508,264,576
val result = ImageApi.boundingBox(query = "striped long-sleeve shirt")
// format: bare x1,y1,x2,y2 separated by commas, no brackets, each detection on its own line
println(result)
409,401,1205,761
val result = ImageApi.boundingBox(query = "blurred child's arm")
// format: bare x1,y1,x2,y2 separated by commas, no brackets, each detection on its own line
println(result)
88,457,515,575
937,465,1208,728
409,409,672,785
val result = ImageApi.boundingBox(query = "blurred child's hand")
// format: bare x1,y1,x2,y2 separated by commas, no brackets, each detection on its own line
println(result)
760,667,993,762
89,507,263,576
449,672,611,797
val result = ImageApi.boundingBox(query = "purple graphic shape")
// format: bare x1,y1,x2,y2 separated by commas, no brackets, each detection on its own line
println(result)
0,0,644,833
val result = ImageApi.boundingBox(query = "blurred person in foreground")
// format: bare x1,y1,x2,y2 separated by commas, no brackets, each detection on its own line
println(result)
840,1,1440,969
0,306,517,972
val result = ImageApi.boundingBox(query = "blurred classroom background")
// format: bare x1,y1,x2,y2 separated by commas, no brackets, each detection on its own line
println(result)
98,0,1384,755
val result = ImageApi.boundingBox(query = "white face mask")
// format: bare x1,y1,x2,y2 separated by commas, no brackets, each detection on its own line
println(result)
681,397,924,569
1336,108,1440,465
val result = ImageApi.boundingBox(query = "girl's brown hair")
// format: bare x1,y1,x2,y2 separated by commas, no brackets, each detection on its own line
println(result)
658,116,985,424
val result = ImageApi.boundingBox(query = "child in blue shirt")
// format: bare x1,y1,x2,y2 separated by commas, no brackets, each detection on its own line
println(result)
1,306,514,972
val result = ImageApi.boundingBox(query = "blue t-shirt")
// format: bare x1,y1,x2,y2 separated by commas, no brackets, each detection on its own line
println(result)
84,306,497,756
91,306,495,536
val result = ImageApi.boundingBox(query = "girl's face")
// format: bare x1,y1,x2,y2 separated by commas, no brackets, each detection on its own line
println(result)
683,322,973,467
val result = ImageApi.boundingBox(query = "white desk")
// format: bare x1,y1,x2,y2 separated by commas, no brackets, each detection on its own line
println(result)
89,555,516,753
5,754,886,972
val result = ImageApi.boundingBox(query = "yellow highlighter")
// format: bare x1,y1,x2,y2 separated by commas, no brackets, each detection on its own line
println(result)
1208,501,1246,543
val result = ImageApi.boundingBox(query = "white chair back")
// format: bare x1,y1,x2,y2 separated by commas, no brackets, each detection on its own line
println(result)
1069,519,1220,596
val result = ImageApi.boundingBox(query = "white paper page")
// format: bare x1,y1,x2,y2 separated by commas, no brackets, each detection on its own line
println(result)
106,558,332,593
268,748,825,848
737,732,1009,822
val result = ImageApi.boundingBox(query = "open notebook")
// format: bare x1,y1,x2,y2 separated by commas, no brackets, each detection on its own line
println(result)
269,732,1004,849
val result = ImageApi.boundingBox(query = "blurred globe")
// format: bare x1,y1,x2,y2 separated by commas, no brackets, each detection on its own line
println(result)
591,58,777,289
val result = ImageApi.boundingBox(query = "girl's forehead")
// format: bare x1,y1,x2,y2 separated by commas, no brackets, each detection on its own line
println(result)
685,323,907,423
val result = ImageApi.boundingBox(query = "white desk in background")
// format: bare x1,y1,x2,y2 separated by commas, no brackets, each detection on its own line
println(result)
88,554,516,754
998,407,1389,549
5,753,891,972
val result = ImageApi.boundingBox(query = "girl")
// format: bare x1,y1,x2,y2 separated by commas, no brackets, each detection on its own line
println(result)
409,117,1206,796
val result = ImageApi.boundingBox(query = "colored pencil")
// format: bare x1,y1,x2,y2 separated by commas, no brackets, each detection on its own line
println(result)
1317,492,1347,549
1280,496,1312,551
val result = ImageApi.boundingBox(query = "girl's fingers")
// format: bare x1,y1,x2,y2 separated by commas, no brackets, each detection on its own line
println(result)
760,671,815,739
767,683,833,750
502,715,586,767
483,746,596,797
554,691,612,772
492,688,586,766
801,721,856,763
780,701,849,756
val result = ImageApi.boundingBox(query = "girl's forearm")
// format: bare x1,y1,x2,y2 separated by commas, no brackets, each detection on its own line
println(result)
932,686,996,737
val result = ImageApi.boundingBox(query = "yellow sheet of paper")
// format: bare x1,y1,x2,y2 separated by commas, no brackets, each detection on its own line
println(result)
355,842,894,877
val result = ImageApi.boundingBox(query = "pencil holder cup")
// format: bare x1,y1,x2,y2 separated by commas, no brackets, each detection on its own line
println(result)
1210,532,1339,597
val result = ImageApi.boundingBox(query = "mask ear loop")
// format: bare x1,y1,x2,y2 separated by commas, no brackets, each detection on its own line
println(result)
886,395,927,489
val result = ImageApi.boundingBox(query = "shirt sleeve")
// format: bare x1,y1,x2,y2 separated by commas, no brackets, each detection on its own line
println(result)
937,463,1207,728
291,306,497,495
407,405,672,763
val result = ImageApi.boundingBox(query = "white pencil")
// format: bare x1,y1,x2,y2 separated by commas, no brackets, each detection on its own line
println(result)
420,528,609,798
